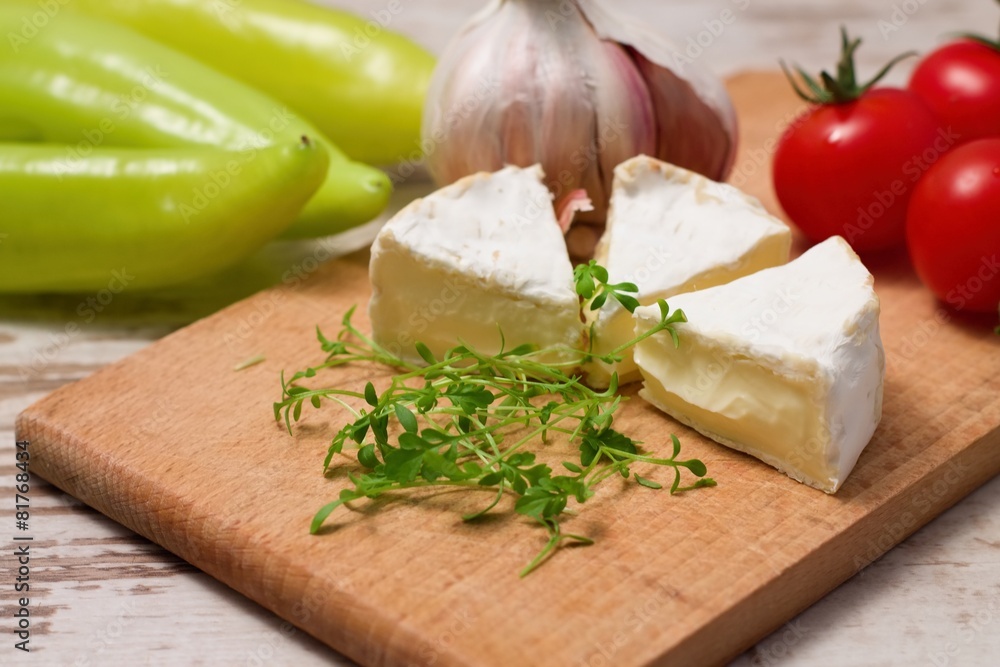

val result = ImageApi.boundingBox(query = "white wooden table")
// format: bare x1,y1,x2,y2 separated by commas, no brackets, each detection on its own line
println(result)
3,1,998,664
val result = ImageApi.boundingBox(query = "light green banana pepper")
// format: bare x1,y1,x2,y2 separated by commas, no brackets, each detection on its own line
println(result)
72,0,436,166
0,6,390,239
0,139,328,292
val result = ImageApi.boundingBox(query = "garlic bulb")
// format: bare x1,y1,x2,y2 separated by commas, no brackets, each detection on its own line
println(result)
422,0,738,222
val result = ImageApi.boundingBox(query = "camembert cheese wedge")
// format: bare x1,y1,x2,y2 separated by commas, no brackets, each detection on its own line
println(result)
633,236,885,493
369,165,584,364
586,156,791,388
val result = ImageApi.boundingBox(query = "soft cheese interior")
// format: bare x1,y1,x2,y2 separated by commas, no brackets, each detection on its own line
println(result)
633,237,885,493
369,165,584,364
586,156,791,388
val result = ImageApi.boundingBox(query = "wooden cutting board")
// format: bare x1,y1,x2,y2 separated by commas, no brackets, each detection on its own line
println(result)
16,72,1000,667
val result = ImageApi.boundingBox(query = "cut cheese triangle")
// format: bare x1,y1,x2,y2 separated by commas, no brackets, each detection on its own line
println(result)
586,156,790,387
369,165,584,364
633,236,885,493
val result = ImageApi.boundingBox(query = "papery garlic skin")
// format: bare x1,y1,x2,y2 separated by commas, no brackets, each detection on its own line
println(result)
633,51,737,181
576,0,738,162
423,0,656,220
422,0,737,221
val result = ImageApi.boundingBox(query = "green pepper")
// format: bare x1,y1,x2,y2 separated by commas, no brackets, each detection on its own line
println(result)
71,0,435,166
0,6,389,239
0,139,328,292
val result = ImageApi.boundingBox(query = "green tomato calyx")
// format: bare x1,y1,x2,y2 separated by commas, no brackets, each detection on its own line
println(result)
781,27,916,105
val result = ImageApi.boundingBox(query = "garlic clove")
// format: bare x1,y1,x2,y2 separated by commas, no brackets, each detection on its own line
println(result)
583,39,657,219
421,12,504,180
575,0,739,160
633,51,738,180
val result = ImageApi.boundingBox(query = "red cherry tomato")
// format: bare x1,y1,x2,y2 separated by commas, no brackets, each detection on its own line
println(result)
909,40,1000,144
774,88,943,253
906,138,1000,314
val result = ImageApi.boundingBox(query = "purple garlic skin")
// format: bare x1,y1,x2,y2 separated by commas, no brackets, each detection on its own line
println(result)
422,0,737,223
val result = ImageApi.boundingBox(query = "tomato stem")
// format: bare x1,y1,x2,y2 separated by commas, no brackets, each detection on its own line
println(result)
955,34,1000,52
949,0,1000,51
781,26,916,105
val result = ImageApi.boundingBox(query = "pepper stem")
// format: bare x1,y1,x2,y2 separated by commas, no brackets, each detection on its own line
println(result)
781,26,916,105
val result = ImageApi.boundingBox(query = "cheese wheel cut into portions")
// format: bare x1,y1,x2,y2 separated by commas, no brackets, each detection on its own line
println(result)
369,164,584,365
586,155,791,388
633,236,885,493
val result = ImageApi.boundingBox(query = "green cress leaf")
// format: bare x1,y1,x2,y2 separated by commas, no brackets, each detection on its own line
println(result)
341,305,357,327
384,448,424,482
422,450,466,480
682,459,708,477
597,428,637,455
350,416,369,444
394,404,419,433
398,432,430,450
443,384,494,413
635,474,662,490
479,471,504,487
507,452,535,467
592,263,609,284
370,413,389,447
420,428,450,444
613,292,641,314
504,343,539,358
614,281,639,294
509,471,528,495
514,489,556,520
579,439,599,467
358,444,380,469
364,381,379,407
415,341,437,365
316,327,348,356
573,261,597,297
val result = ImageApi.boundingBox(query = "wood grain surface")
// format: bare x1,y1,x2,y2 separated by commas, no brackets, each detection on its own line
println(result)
13,71,1000,666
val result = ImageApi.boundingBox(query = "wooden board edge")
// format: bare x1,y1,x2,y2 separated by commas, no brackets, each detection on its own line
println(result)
660,424,1000,667
12,409,440,667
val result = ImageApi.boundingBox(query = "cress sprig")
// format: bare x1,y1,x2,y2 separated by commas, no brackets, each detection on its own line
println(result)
275,265,714,576
574,259,642,312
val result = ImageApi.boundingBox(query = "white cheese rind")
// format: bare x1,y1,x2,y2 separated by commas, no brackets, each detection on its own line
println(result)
633,236,884,493
586,156,790,388
369,165,584,364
